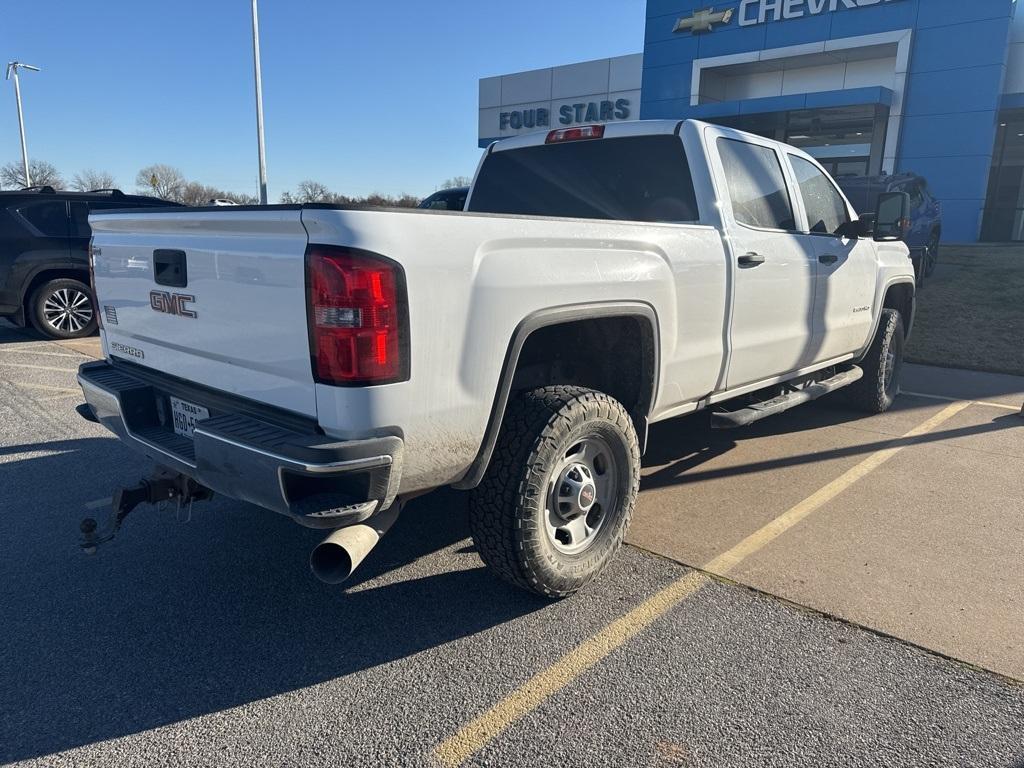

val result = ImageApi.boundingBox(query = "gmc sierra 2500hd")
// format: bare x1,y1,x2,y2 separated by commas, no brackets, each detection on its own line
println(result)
77,120,915,597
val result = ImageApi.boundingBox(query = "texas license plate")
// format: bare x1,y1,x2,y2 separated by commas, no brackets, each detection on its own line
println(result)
169,396,209,439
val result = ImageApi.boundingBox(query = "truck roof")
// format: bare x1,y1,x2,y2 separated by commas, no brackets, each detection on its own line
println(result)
488,119,685,153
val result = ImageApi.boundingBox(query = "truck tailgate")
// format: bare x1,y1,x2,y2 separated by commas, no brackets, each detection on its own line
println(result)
89,209,316,417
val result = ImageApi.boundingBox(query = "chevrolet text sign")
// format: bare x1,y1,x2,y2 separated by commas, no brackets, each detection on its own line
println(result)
738,0,904,26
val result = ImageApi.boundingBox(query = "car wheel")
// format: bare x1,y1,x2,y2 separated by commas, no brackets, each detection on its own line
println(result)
924,231,940,278
468,385,640,598
846,308,904,414
30,278,98,339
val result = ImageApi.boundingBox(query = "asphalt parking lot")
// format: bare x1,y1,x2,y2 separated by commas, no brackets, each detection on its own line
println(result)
2,320,1023,767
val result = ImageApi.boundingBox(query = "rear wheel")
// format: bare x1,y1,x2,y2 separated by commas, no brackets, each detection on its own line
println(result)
30,278,97,339
468,386,639,598
846,308,904,414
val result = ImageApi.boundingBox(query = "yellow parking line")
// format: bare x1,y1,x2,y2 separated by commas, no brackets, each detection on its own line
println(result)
0,362,78,373
704,400,970,574
434,571,707,768
433,400,970,767
0,348,79,358
903,390,1021,412
13,382,80,394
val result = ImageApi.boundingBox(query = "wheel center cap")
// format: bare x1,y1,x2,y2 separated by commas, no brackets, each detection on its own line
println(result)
577,482,596,512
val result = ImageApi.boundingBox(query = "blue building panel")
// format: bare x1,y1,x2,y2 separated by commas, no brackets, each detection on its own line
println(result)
641,63,692,102
819,1,919,37
911,17,1015,74
803,86,893,109
904,66,1007,116
912,0,1013,29
638,0,1019,241
694,24,768,58
896,154,994,202
899,112,1002,161
763,13,831,48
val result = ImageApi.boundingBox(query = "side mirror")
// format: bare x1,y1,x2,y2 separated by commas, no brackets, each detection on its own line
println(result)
837,217,873,239
873,191,910,241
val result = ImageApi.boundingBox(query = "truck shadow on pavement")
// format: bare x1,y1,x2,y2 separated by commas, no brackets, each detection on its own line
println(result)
640,397,1020,490
0,437,544,763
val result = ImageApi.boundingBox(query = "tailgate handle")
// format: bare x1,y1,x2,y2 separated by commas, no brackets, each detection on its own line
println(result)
153,249,188,287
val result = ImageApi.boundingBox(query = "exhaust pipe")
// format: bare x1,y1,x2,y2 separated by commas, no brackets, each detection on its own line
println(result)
309,504,400,584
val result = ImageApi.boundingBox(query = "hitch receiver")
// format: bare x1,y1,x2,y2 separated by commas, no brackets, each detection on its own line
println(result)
79,467,214,554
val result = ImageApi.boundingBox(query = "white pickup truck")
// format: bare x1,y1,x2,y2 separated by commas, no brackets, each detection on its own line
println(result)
78,120,915,597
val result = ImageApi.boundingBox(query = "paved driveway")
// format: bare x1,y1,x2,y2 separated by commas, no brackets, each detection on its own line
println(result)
2,323,1022,767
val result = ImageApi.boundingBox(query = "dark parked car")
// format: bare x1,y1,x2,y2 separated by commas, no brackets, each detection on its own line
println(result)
0,187,181,339
419,186,469,211
838,173,942,283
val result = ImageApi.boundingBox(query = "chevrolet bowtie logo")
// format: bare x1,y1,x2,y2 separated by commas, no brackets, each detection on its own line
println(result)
673,6,734,34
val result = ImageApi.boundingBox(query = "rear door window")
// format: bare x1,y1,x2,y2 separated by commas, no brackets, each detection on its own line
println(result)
16,200,69,238
788,155,850,235
467,135,699,223
716,138,795,231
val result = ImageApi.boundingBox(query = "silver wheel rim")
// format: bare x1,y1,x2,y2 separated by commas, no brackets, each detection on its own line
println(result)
43,287,93,334
544,435,617,554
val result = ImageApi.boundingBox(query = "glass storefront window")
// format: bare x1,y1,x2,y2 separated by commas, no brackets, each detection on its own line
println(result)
712,104,885,181
981,111,1024,242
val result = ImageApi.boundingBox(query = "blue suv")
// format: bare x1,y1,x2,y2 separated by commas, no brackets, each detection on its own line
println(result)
838,173,942,284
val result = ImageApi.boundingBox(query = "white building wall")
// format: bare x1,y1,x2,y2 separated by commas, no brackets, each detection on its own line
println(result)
479,54,643,142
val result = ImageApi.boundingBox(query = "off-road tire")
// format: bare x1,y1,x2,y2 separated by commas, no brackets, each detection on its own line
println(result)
846,308,904,413
468,386,640,598
30,278,98,339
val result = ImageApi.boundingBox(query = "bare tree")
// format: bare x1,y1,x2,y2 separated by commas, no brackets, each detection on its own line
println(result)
71,168,117,191
180,181,217,207
440,176,471,189
179,181,258,206
1,159,64,189
295,179,336,203
135,164,186,201
279,181,420,208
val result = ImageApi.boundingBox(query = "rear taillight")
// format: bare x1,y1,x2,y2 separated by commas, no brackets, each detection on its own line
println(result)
306,245,409,386
546,125,605,143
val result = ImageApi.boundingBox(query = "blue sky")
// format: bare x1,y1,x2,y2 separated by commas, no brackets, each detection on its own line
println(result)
0,1,645,200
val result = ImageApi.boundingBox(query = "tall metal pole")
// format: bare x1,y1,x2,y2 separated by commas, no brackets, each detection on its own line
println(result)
6,62,39,188
11,69,30,187
250,0,268,205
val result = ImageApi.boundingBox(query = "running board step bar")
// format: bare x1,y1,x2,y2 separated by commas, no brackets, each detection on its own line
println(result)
711,366,863,429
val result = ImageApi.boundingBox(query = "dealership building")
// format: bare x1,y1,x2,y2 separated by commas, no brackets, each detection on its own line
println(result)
479,0,1024,242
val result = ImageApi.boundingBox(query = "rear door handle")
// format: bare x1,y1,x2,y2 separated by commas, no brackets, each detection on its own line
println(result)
738,252,766,267
819,254,839,265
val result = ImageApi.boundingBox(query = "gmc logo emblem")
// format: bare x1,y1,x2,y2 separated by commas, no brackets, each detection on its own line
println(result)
150,290,197,319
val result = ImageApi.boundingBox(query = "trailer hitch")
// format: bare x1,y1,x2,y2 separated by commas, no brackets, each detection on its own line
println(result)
79,467,214,554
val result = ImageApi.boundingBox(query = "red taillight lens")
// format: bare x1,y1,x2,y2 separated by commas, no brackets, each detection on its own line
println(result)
546,125,605,143
306,246,409,385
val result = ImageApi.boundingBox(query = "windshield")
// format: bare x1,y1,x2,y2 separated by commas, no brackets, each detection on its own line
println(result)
468,134,699,223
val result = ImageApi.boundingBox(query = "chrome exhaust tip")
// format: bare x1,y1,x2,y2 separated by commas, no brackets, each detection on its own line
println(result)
309,525,380,584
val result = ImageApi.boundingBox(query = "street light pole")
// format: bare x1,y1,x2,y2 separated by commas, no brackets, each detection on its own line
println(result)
250,0,268,205
5,61,40,188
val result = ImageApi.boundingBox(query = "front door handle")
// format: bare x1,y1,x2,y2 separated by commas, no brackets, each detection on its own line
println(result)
738,252,766,268
819,253,839,265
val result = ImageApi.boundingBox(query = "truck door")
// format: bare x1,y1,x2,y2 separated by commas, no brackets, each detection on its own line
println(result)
785,153,876,362
708,131,819,389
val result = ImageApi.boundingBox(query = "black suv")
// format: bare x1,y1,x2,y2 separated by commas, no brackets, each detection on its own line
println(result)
0,187,181,339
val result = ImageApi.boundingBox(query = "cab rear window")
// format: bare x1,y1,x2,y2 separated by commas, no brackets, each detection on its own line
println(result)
468,135,699,223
